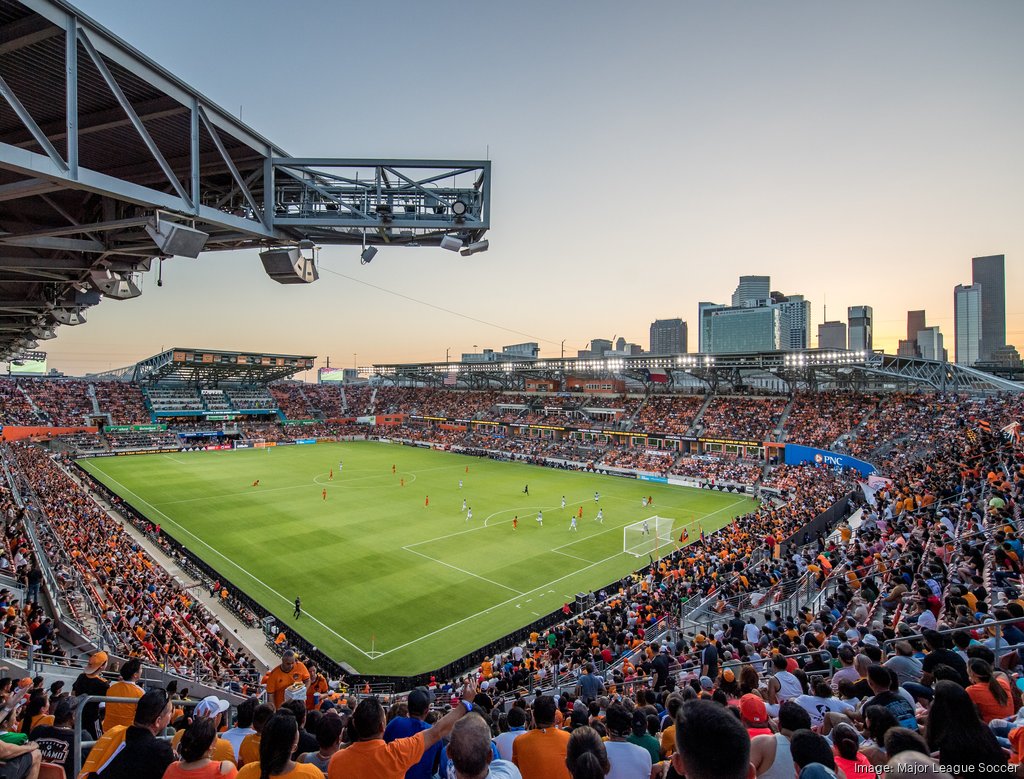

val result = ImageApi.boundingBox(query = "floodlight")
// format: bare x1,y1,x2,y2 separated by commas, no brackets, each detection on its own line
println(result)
460,240,489,257
89,269,142,300
451,200,468,217
440,236,463,252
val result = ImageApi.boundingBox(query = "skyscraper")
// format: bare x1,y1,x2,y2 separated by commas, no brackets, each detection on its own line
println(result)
818,321,847,350
972,254,1006,361
907,310,926,342
916,326,946,362
702,306,780,354
953,283,983,365
731,276,771,307
775,295,811,350
649,318,688,354
847,305,873,352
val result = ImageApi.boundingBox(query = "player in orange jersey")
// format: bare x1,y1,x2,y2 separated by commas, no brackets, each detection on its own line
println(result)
512,516,518,530
322,488,327,501
252,479,259,487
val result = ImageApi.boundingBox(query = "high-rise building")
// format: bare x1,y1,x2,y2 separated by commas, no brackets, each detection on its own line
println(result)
907,310,926,341
847,305,873,352
697,302,725,353
649,318,688,354
972,254,1006,361
818,321,847,350
774,295,811,350
916,326,946,362
953,283,983,366
897,339,920,358
731,276,771,307
702,306,780,354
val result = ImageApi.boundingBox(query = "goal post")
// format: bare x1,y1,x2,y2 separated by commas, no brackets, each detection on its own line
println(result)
623,516,675,558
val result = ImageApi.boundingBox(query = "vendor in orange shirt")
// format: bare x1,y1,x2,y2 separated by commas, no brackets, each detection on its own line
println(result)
262,650,311,710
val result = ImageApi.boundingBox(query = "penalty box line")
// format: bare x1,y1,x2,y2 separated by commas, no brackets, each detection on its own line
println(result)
83,463,377,660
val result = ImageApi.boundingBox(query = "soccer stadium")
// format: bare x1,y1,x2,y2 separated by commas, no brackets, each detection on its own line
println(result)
0,1,1021,778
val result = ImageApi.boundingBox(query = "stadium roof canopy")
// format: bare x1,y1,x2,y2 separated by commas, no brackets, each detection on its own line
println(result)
93,347,315,385
373,349,1024,394
0,0,490,360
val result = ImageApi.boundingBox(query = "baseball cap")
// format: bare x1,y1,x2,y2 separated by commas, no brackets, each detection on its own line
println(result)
699,676,714,690
408,688,431,715
739,693,768,725
722,669,735,683
85,651,108,671
194,695,230,718
862,634,879,647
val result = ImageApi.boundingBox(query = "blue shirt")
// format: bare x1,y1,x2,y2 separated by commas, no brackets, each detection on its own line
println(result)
383,716,440,779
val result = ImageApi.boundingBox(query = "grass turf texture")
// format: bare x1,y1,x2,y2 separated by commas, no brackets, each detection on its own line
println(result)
79,442,757,676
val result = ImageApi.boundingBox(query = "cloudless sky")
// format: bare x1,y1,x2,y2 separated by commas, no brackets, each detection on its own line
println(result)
41,0,1024,377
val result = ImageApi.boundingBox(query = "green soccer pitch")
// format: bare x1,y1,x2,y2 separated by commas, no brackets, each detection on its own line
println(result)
78,441,757,676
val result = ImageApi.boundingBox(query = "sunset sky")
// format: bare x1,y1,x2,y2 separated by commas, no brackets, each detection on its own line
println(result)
38,0,1023,379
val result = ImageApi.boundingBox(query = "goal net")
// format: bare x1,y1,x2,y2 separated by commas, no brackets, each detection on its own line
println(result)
623,516,675,558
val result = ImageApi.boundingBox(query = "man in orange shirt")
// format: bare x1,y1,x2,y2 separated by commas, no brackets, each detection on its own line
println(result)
512,695,570,779
262,650,311,709
327,679,477,779
103,658,144,731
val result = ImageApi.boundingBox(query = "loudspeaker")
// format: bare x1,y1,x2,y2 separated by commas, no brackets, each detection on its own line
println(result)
89,269,142,300
440,235,463,252
145,220,209,258
259,248,319,284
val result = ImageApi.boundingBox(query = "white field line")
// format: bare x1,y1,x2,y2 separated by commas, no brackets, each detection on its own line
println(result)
87,464,374,659
551,549,592,563
401,546,524,595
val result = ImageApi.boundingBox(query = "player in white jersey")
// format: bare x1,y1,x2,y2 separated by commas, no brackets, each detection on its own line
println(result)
561,496,566,509
536,510,543,526
642,519,650,535
462,498,467,512
338,460,343,471
594,491,600,503
466,507,473,522
596,508,603,523
458,479,463,489
569,516,577,532
642,496,648,508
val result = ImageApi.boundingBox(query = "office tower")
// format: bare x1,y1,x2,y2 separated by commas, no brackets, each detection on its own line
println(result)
776,295,811,350
731,275,771,307
847,305,873,352
649,318,688,354
916,326,945,362
972,254,1006,361
953,283,983,365
907,310,926,341
818,321,847,350
702,306,780,354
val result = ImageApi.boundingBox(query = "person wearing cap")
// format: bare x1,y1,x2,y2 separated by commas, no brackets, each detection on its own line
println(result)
170,696,237,764
739,694,773,737
697,677,715,699
102,658,143,732
381,687,441,779
71,651,109,739
30,695,75,779
262,651,310,710
603,703,652,779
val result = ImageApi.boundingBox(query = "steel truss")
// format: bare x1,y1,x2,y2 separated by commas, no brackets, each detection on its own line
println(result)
0,0,490,357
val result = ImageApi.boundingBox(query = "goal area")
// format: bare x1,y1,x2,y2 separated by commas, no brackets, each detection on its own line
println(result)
623,516,674,558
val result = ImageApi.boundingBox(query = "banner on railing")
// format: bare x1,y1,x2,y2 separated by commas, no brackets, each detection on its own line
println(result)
783,444,875,475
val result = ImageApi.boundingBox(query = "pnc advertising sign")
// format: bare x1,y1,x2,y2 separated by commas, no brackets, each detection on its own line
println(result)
784,444,875,476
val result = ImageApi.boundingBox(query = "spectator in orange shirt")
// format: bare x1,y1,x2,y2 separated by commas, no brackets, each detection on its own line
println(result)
327,679,478,779
512,695,571,779
262,651,311,710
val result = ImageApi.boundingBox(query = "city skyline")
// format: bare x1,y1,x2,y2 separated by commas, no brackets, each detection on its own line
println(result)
22,0,1024,377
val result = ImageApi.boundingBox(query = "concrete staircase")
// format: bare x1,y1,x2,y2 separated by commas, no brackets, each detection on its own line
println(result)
685,394,716,437
773,395,797,442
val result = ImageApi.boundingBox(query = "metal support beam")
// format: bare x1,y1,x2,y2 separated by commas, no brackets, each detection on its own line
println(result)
0,74,68,171
0,14,60,55
65,13,78,177
197,107,265,227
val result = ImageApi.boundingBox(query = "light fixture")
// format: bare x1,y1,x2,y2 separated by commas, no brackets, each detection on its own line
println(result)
451,200,468,217
440,236,463,252
51,308,86,326
460,240,489,257
259,248,319,284
89,269,142,300
145,215,209,258
360,246,378,264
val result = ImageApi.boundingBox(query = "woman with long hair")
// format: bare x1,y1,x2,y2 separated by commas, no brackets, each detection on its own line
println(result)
565,725,610,779
235,713,323,779
965,657,1013,723
926,679,1007,770
831,722,872,777
162,718,237,778
19,691,50,735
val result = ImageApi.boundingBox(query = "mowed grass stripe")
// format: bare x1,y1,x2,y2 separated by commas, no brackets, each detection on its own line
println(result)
79,442,756,676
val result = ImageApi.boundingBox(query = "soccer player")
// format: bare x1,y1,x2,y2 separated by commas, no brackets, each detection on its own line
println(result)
594,491,600,503
466,507,473,522
459,479,463,489
251,479,259,487
400,478,405,487
642,496,648,508
322,488,327,501
392,463,396,474
561,496,566,509
462,498,467,512
642,519,650,535
338,460,343,471
577,506,583,520
512,516,518,530
569,516,577,532
329,468,333,481
596,508,603,523
465,465,469,474
523,484,529,495
648,495,653,506
293,597,301,618
425,495,429,508
536,510,543,526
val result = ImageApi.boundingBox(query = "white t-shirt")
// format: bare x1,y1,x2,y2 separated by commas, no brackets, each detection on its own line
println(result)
744,623,761,643
793,695,854,728
605,740,653,779
493,730,526,761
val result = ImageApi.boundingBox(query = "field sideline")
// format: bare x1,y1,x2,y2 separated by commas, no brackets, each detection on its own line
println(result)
79,441,757,676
